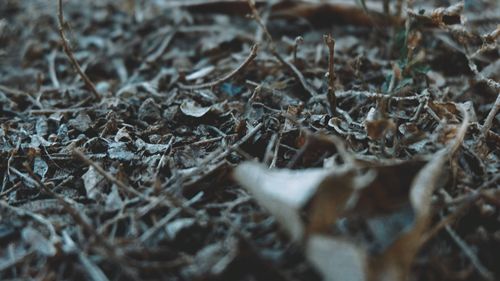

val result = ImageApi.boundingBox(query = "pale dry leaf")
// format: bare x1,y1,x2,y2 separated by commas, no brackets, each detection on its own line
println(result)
364,107,396,140
306,235,366,281
166,218,196,240
235,150,462,281
185,65,215,81
180,100,212,118
33,156,48,180
105,185,123,211
82,166,105,200
233,162,334,241
22,227,56,257
181,237,238,279
115,127,132,142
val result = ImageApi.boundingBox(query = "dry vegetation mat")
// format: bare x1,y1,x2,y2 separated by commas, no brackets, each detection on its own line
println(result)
0,0,499,280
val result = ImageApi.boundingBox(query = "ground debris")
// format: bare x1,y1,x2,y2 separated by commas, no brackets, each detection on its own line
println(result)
0,1,499,281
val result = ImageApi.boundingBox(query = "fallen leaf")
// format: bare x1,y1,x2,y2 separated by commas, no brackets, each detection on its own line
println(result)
185,65,215,81
22,227,56,257
33,156,48,180
306,235,366,281
68,112,92,132
234,105,469,281
180,100,212,118
138,98,162,122
82,166,105,200
364,107,396,140
234,162,334,241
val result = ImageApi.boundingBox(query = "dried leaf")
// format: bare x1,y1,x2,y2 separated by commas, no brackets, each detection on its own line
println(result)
180,100,212,118
108,142,136,161
166,218,197,240
82,166,105,200
364,107,396,140
181,237,239,279
115,127,132,142
234,106,470,281
138,98,161,122
35,117,48,137
21,227,56,256
306,235,366,281
69,112,92,132
185,65,215,81
105,185,123,211
234,162,334,241
33,156,48,180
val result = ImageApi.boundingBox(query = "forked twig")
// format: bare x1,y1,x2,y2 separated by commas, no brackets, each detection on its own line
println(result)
57,0,100,100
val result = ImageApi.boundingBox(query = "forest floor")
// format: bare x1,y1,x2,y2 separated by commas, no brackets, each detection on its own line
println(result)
0,1,499,281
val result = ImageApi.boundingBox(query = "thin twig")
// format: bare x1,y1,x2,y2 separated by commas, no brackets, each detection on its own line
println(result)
272,51,318,97
309,90,425,103
246,0,274,45
246,0,320,99
72,149,146,199
263,133,278,166
0,200,58,244
293,36,303,63
145,29,177,64
445,225,494,280
481,93,500,136
139,192,203,243
465,53,500,92
57,0,100,100
181,123,263,181
0,181,21,197
446,174,500,206
48,49,60,88
22,163,95,238
246,0,317,100
0,84,30,97
29,106,95,115
178,44,259,90
0,84,43,108
62,231,111,281
323,34,336,114
421,174,500,245
22,163,140,280
420,202,470,245
173,136,226,149
447,103,470,156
